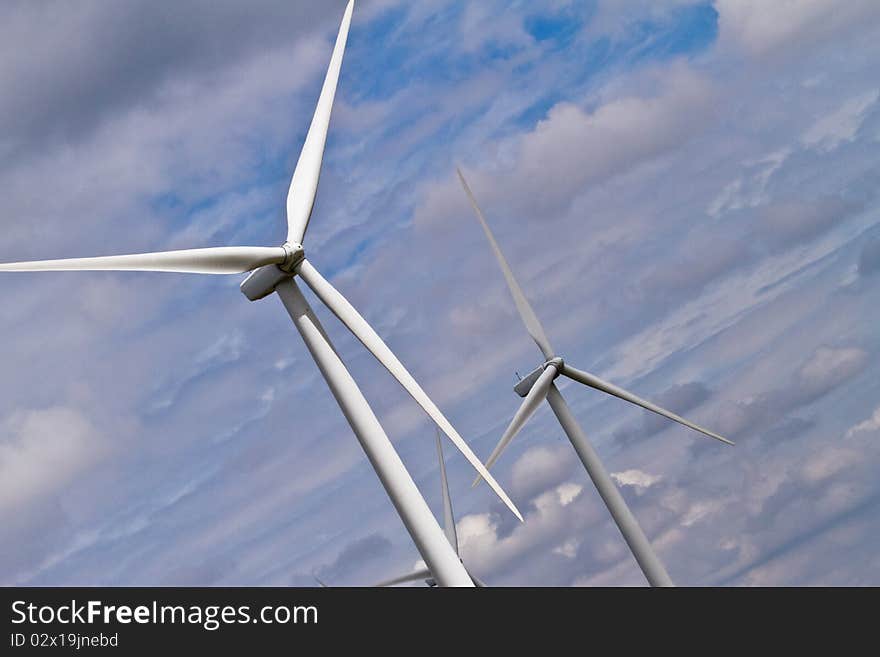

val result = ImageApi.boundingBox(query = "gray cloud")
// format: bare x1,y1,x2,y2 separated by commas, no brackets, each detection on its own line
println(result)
0,1,348,157
315,533,392,584
758,198,860,251
711,345,869,441
715,0,880,57
509,444,577,503
858,238,880,276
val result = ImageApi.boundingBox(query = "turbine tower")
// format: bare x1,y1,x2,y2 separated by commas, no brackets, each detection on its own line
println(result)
0,1,524,588
457,168,732,587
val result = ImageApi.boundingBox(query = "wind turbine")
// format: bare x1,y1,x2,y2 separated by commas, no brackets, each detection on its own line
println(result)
372,430,488,587
0,0,524,588
456,168,732,587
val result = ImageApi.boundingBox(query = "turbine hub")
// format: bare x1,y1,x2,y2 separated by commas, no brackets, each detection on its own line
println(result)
544,356,564,372
280,242,306,273
239,242,306,302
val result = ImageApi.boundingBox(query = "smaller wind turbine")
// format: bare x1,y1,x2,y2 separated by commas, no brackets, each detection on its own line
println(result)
372,430,487,587
457,168,733,587
313,429,487,588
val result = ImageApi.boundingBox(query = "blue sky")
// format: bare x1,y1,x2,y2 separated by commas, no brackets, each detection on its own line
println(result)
1,0,879,586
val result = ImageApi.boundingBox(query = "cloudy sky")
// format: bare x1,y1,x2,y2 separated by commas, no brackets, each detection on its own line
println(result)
1,0,879,587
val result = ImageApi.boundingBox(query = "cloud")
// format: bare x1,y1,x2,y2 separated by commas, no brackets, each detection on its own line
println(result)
758,198,860,250
510,65,715,216
713,403,880,585
801,91,879,152
586,1,705,38
0,407,105,514
416,63,715,231
796,346,869,399
846,405,880,438
712,345,869,440
715,0,880,57
149,330,248,411
315,533,392,584
0,1,346,157
457,480,590,583
509,444,576,501
611,469,662,490
858,239,880,277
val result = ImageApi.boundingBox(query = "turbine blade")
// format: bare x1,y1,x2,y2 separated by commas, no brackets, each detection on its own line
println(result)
313,574,330,588
286,0,355,244
561,363,734,446
373,567,432,588
473,363,557,487
456,167,555,360
435,429,459,554
296,258,523,522
0,246,286,275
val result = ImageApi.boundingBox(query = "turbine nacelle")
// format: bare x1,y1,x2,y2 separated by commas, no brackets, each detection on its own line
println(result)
239,242,306,301
239,242,305,301
514,357,563,398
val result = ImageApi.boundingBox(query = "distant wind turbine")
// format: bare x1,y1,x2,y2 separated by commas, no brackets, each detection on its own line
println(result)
373,430,488,587
316,429,487,588
0,1,524,588
456,168,733,587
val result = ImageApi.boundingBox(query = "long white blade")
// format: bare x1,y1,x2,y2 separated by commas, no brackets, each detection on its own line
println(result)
374,567,432,588
561,363,734,446
473,363,557,487
457,167,555,360
435,429,459,554
0,246,286,275
296,258,523,521
286,0,354,245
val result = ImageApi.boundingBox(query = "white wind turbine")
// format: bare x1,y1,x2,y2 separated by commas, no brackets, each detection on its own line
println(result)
457,168,732,587
372,430,488,587
314,430,488,588
0,1,524,588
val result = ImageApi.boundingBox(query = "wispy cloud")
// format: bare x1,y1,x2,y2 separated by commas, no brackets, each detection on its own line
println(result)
1,0,878,587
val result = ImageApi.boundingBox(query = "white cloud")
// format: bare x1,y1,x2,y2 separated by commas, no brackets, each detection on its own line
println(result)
707,148,790,217
557,482,583,506
715,0,880,56
680,499,725,527
801,446,861,484
802,91,879,152
796,346,869,395
0,407,105,514
416,63,715,230
456,481,594,579
846,406,880,438
553,538,580,559
611,469,662,490
510,444,576,500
